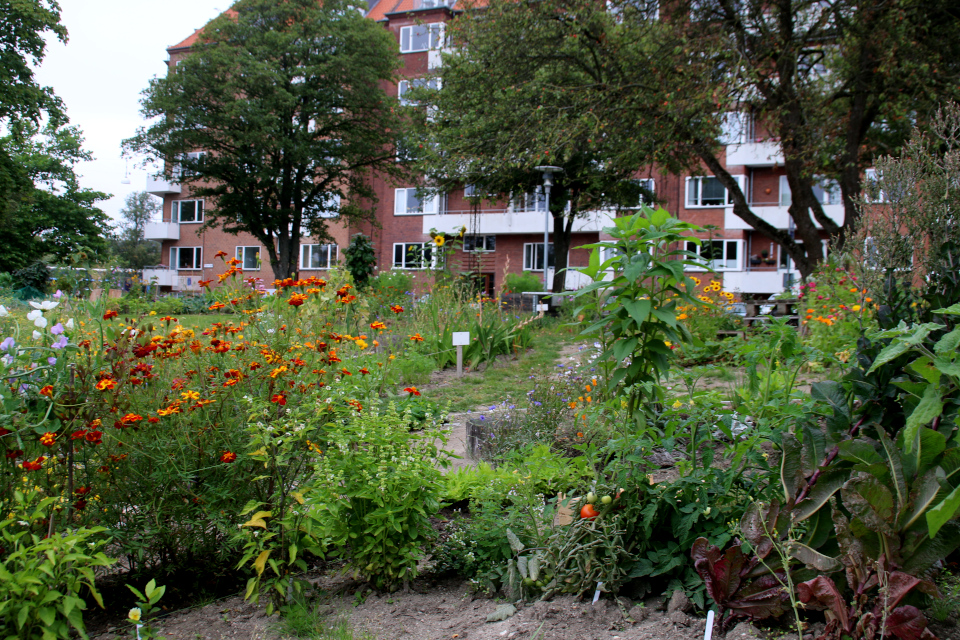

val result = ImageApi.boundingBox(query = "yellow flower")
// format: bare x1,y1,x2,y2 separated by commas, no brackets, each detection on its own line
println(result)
128,608,142,622
433,235,445,247
181,390,200,402
149,311,157,316
852,305,861,312
355,340,368,350
672,400,683,409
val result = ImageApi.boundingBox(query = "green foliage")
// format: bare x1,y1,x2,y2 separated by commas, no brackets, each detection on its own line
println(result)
369,270,413,299
0,489,115,640
312,402,448,591
111,191,161,271
274,598,375,640
123,0,404,279
503,271,544,294
124,579,166,639
344,234,377,289
13,260,50,292
573,207,702,418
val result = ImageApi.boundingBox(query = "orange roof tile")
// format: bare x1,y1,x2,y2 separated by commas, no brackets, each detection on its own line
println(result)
167,9,239,52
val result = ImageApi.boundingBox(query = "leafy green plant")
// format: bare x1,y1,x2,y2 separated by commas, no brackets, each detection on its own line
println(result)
503,271,544,294
344,234,376,289
0,489,115,639
125,578,166,640
312,401,449,591
573,207,703,418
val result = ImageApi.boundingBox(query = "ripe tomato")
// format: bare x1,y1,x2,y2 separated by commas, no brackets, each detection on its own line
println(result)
580,503,600,519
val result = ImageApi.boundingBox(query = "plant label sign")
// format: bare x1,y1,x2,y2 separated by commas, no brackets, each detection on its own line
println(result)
452,332,470,346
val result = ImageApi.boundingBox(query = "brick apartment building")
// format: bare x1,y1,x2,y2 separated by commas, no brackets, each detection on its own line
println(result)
143,0,841,298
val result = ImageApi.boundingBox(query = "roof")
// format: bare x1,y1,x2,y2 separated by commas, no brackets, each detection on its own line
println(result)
167,9,238,52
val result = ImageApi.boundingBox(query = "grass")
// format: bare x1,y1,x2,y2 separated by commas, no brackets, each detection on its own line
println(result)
426,319,578,413
273,598,374,640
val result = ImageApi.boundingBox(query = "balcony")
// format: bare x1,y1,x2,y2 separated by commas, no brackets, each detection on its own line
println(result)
724,203,844,230
144,222,180,241
726,141,784,167
723,270,795,295
146,176,181,196
141,268,176,287
422,209,611,235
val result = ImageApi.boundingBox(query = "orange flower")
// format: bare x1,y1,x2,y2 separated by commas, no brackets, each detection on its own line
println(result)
103,310,118,320
96,379,117,391
209,302,226,310
181,390,200,402
359,367,370,375
370,321,386,330
270,393,287,405
288,293,308,307
40,432,56,447
409,333,424,342
39,385,53,397
22,456,46,471
215,250,229,259
120,413,143,426
269,366,288,378
220,451,237,463
341,368,352,376
390,305,404,314
403,386,421,397
198,279,213,289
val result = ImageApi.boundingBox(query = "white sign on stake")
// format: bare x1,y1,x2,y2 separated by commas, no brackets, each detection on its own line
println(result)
452,332,470,346
537,303,549,312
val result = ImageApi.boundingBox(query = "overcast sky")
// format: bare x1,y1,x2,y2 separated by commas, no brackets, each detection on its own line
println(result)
32,0,225,227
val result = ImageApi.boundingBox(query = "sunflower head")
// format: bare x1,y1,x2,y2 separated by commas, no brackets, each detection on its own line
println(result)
433,235,445,247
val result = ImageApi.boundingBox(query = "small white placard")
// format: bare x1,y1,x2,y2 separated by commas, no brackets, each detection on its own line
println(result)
452,332,470,346
537,303,549,312
203,264,214,269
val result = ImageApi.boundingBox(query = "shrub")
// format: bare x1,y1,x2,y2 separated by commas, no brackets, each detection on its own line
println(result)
503,271,543,294
344,234,376,288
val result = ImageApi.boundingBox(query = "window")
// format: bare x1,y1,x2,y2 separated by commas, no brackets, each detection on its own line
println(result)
628,178,656,208
719,112,750,145
463,235,496,252
512,191,545,213
235,246,261,270
170,247,202,270
523,243,555,271
685,176,745,207
685,239,742,271
399,24,443,53
864,169,886,203
300,244,338,270
779,176,842,206
174,151,206,178
394,188,443,215
173,199,204,223
305,193,340,218
607,0,659,21
393,242,436,270
398,77,441,106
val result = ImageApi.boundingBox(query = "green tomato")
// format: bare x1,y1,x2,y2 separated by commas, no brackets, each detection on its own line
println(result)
601,495,613,505
524,578,534,586
586,492,597,504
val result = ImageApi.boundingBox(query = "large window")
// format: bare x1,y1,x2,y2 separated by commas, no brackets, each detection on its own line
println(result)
300,244,338,270
779,176,842,207
685,239,742,271
171,247,202,270
173,199,204,223
463,235,496,252
398,77,441,106
174,151,206,178
236,246,261,270
399,24,443,53
523,243,555,272
685,176,744,207
719,112,750,145
628,178,656,208
393,242,436,270
305,193,340,218
512,191,545,213
394,188,443,215
864,169,886,203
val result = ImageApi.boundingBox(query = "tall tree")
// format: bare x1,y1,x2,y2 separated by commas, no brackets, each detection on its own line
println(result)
449,0,960,279
124,0,405,280
407,1,654,292
0,120,111,273
111,191,161,270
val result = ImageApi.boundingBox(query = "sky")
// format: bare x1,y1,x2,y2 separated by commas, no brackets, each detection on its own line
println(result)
32,0,226,227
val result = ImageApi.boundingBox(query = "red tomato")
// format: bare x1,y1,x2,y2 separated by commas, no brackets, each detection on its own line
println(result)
580,503,600,519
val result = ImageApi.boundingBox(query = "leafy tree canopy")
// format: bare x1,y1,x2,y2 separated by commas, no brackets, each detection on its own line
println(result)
111,191,161,270
124,0,406,280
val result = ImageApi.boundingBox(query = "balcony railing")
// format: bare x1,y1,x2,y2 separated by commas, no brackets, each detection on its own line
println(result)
144,222,180,241
146,176,181,196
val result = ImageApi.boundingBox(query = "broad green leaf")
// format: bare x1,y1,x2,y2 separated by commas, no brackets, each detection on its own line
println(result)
926,481,960,538
909,357,942,384
794,468,848,522
781,433,803,504
623,299,651,326
877,430,906,513
837,439,882,466
506,528,524,553
933,303,960,315
786,542,841,572
935,326,960,355
867,341,910,374
904,386,943,454
903,521,960,574
242,510,272,529
253,550,270,576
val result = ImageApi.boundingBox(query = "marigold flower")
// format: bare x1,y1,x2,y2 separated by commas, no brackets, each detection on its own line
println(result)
270,393,287,406
120,413,143,426
148,417,160,424
40,432,56,447
95,379,117,391
390,304,404,314
370,321,386,330
181,390,200,402
852,305,861,312
341,368,352,376
39,385,54,397
249,362,262,370
269,366,288,378
209,302,226,311
220,451,238,463
71,429,87,440
404,386,421,396
359,367,370,375
22,456,46,471
288,293,308,307
409,333,424,342
103,310,118,320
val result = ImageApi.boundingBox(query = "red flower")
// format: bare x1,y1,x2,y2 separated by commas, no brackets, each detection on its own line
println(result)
22,456,46,471
40,432,56,447
220,451,238,463
74,499,88,511
403,386,421,397
85,430,103,445
39,385,54,397
75,486,91,495
288,293,308,307
120,413,143,426
148,417,160,424
96,378,117,391
409,333,424,342
359,367,370,375
390,305,404,314
5,449,24,459
370,321,386,330
0,427,11,437
341,368,352,376
198,279,213,289
270,393,287,406
103,310,118,320
215,250,229,259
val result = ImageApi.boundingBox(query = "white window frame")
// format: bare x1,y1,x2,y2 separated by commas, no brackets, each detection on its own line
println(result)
305,193,340,218
235,246,261,271
523,242,555,272
511,191,545,213
172,199,204,223
173,151,206,179
394,187,443,215
685,239,743,272
393,242,437,270
779,176,842,207
398,77,441,106
779,240,830,272
300,244,339,270
719,112,751,145
685,175,745,208
463,235,496,252
399,23,443,53
628,178,656,208
864,168,886,203
170,246,203,270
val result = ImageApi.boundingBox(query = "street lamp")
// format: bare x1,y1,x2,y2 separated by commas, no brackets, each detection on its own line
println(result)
534,166,562,291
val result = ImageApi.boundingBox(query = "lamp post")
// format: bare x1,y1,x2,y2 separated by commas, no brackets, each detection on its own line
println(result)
534,166,562,291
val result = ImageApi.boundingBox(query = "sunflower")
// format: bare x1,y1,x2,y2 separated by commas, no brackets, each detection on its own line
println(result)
433,235,445,247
